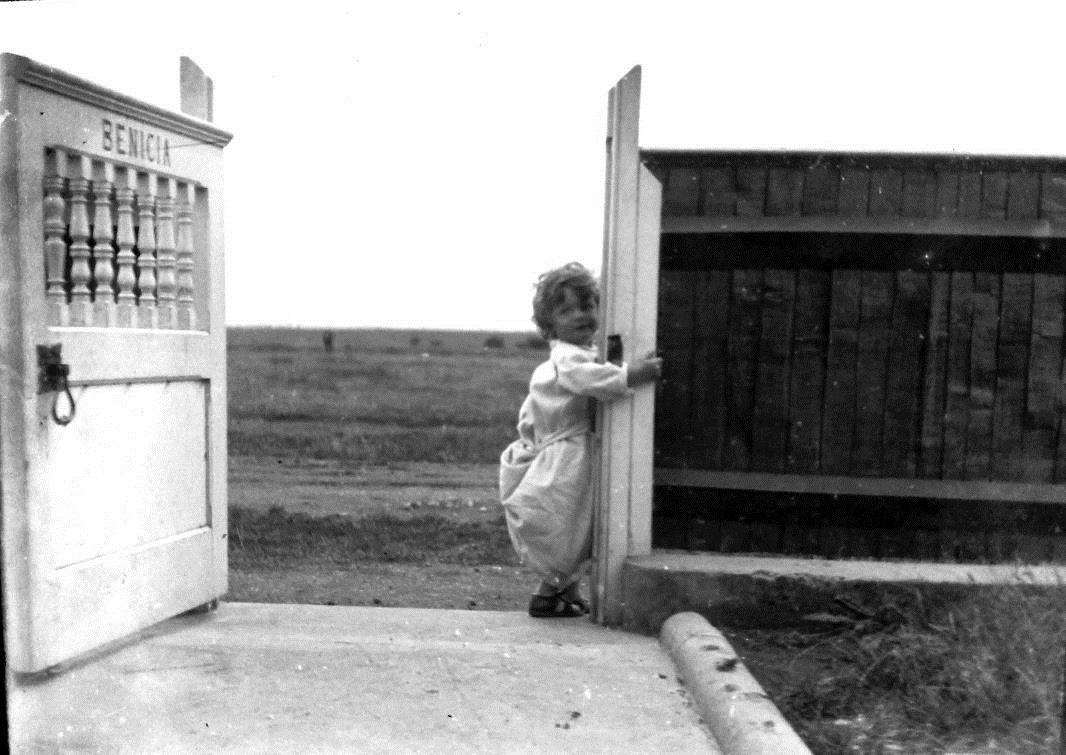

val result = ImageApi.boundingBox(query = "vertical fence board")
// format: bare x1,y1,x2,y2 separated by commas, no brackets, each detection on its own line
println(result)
1007,171,1040,221
1025,274,1065,482
920,272,951,477
765,167,804,216
655,270,696,467
851,270,894,475
802,164,839,215
981,171,1009,220
788,269,830,473
735,167,767,217
992,273,1032,479
688,269,731,469
702,167,736,216
901,170,937,217
966,273,1001,479
838,167,869,216
883,270,930,477
821,270,862,474
868,169,903,216
724,269,764,470
958,171,983,218
751,269,796,471
663,168,701,216
1041,173,1066,223
943,273,974,478
936,167,960,217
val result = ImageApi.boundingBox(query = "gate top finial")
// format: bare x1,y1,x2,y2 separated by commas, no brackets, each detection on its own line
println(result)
179,56,213,122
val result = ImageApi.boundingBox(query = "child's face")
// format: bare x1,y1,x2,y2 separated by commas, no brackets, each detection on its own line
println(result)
551,287,598,345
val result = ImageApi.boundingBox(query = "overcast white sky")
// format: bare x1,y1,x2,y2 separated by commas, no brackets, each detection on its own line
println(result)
4,0,1066,330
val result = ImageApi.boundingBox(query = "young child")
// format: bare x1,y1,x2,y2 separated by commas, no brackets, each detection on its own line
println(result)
499,262,661,618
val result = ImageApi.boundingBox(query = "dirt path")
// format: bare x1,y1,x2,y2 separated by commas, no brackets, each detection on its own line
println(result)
229,455,502,522
227,455,541,611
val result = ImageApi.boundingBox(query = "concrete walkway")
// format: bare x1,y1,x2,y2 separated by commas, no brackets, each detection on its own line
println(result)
10,603,720,753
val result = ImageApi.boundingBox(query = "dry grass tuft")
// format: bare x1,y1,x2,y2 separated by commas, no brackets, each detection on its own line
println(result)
734,585,1066,753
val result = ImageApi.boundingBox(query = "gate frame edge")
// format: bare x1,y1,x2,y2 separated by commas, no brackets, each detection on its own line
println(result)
593,66,661,625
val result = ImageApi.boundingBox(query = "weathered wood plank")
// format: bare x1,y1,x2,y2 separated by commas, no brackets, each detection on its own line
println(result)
765,167,804,216
992,273,1032,480
724,269,764,470
787,270,830,473
802,164,839,215
838,167,869,216
883,270,930,477
868,169,903,216
935,166,960,218
663,168,701,216
965,273,1000,479
981,170,1009,220
655,467,1066,503
820,270,862,474
902,170,937,218
702,167,736,216
1025,273,1065,482
688,269,731,469
919,272,951,477
735,167,767,217
1007,171,1041,221
654,269,696,467
943,273,974,479
958,170,983,218
851,270,894,475
1041,173,1066,223
751,269,796,472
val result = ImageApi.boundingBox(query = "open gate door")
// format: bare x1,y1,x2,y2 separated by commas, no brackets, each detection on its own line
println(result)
592,67,662,624
0,55,232,672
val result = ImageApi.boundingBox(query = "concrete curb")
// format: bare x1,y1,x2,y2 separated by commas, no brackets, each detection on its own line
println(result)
660,612,810,755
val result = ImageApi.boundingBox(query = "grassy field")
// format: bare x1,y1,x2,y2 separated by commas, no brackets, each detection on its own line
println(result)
227,326,1064,752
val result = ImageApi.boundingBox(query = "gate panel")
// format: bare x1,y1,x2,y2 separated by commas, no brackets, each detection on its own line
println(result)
44,381,208,566
1,54,231,672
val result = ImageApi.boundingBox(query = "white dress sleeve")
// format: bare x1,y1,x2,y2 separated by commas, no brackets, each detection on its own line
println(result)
554,345,632,400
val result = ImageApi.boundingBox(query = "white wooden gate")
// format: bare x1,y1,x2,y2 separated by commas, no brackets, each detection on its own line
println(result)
0,54,231,672
592,67,662,624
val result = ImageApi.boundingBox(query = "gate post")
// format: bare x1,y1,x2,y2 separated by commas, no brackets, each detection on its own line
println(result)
593,67,662,624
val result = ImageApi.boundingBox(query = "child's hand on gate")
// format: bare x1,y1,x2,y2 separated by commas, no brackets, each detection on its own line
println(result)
627,352,662,387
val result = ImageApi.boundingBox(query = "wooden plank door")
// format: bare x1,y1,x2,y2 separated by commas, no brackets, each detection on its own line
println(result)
592,67,662,624
0,55,231,672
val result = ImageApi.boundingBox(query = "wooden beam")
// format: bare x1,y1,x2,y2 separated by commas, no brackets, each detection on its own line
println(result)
660,214,1059,237
654,468,1066,504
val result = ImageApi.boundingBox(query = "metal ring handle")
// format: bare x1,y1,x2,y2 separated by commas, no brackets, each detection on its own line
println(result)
51,379,75,426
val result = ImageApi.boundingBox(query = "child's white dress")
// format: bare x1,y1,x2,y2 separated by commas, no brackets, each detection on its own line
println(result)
499,340,631,588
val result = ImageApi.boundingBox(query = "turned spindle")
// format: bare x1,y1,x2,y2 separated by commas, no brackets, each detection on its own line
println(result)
91,162,116,326
114,168,137,327
155,178,177,329
175,183,196,330
67,155,93,327
43,149,68,326
135,172,158,328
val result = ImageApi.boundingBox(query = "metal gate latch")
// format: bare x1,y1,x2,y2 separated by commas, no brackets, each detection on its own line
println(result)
36,344,75,426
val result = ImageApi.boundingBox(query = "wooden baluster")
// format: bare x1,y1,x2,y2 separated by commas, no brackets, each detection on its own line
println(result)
43,149,69,326
114,168,138,327
67,155,93,326
135,173,158,328
155,177,177,329
91,161,116,326
175,183,196,329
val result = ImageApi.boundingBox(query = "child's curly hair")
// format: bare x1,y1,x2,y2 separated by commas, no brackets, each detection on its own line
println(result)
532,262,600,339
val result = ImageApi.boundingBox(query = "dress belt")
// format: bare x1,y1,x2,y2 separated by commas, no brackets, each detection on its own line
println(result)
533,423,591,453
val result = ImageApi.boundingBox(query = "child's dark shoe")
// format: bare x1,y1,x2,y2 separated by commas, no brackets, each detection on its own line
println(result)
528,593,585,618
